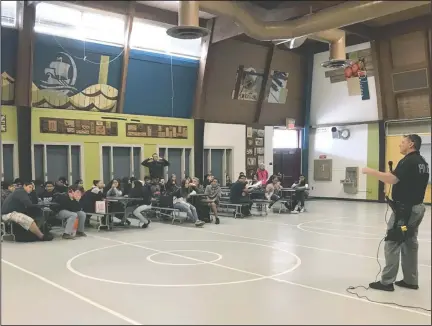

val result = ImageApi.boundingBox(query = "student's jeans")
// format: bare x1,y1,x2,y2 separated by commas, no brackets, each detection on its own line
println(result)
174,201,198,222
132,205,151,224
57,210,86,235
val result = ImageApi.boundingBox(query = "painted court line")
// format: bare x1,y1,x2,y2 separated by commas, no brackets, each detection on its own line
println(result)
169,221,431,268
1,259,141,325
90,234,431,317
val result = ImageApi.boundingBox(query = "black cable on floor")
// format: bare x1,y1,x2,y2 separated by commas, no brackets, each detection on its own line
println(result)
346,201,431,313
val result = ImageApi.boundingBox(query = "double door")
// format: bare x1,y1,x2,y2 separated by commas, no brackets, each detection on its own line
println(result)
272,148,301,188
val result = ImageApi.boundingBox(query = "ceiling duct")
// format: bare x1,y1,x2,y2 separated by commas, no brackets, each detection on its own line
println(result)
194,1,429,68
166,1,210,39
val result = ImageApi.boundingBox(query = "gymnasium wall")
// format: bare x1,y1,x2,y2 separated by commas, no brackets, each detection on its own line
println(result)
1,106,18,142
30,33,198,117
310,42,379,125
203,123,275,180
1,27,18,105
31,108,194,189
308,123,380,200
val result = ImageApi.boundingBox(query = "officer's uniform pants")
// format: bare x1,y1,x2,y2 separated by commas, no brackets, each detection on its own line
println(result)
381,204,425,286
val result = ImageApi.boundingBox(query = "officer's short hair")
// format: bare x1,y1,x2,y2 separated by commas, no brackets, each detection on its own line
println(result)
404,134,422,151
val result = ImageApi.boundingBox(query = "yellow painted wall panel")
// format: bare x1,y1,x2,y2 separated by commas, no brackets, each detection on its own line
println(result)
1,105,18,141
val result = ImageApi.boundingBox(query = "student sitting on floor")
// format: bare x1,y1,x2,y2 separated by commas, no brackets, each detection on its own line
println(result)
230,174,253,216
1,181,15,202
290,175,309,213
204,177,221,224
128,180,152,228
55,185,87,239
172,179,205,227
1,182,53,241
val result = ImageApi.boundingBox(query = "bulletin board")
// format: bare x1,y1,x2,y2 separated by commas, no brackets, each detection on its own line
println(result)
245,126,265,178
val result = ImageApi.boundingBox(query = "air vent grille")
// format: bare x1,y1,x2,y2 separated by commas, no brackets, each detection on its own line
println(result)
392,68,429,93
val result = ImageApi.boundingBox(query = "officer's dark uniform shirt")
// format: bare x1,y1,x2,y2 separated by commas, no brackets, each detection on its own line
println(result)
391,151,429,205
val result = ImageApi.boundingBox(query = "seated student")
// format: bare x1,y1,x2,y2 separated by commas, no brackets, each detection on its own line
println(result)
203,174,214,187
290,175,309,213
128,180,152,228
1,181,15,202
80,180,105,226
190,177,205,194
104,179,123,197
265,180,289,210
173,179,205,227
104,179,125,221
74,179,84,189
54,177,69,194
55,185,87,239
33,179,45,198
39,181,56,202
230,175,253,216
204,177,221,224
225,175,232,187
1,182,53,241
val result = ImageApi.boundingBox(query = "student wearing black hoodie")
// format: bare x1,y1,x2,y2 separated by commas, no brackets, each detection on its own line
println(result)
141,153,169,179
55,185,87,239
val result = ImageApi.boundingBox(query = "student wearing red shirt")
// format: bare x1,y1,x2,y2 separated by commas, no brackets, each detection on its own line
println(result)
256,164,269,183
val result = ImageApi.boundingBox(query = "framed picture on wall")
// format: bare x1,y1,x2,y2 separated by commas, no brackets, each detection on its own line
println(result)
255,138,264,146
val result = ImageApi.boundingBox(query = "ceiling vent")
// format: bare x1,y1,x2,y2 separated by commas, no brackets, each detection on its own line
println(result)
167,1,209,39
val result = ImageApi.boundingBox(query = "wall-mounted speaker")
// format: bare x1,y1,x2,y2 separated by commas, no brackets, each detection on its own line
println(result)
331,127,340,139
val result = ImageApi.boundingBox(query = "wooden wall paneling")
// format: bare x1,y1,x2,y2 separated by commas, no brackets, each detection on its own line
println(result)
390,31,427,68
370,41,384,120
192,19,216,119
377,39,397,120
117,2,135,113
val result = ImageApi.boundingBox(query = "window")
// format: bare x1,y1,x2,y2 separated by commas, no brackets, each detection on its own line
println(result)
130,19,202,59
1,1,17,28
1,142,18,181
101,145,143,182
157,147,193,180
32,143,82,184
204,148,233,186
35,2,125,45
273,129,299,149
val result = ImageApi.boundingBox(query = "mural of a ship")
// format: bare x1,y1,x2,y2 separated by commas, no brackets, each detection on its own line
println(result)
1,72,15,105
40,52,78,95
32,52,118,112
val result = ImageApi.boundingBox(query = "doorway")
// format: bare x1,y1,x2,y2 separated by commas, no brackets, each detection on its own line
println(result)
272,148,301,188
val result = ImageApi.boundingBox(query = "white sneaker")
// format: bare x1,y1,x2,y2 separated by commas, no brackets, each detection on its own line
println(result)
291,210,299,214
299,207,305,213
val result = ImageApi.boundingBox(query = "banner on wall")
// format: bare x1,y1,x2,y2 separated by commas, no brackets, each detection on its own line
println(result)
246,126,265,179
39,118,118,136
126,123,188,139
1,114,6,132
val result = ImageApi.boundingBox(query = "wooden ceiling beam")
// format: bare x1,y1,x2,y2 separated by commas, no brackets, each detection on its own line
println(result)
377,14,432,40
67,1,208,27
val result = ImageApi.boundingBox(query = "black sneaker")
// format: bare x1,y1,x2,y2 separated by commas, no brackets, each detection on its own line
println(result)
76,231,87,237
395,280,419,290
141,220,151,228
62,233,76,240
42,233,54,241
215,217,220,225
369,281,394,291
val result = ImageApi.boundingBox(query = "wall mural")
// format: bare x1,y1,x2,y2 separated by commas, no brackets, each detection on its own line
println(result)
32,52,118,112
232,66,264,101
246,126,265,178
324,48,374,101
232,66,289,104
268,70,289,104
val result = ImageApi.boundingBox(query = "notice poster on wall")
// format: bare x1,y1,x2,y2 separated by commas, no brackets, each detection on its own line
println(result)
40,118,118,136
1,115,6,132
246,126,265,179
126,123,188,139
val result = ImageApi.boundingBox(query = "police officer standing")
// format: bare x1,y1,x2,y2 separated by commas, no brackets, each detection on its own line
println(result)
362,134,429,291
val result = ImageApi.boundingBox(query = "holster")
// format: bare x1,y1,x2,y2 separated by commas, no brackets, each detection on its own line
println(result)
384,197,414,243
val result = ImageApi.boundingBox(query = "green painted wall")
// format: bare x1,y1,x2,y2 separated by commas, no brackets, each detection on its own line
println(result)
366,123,380,200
